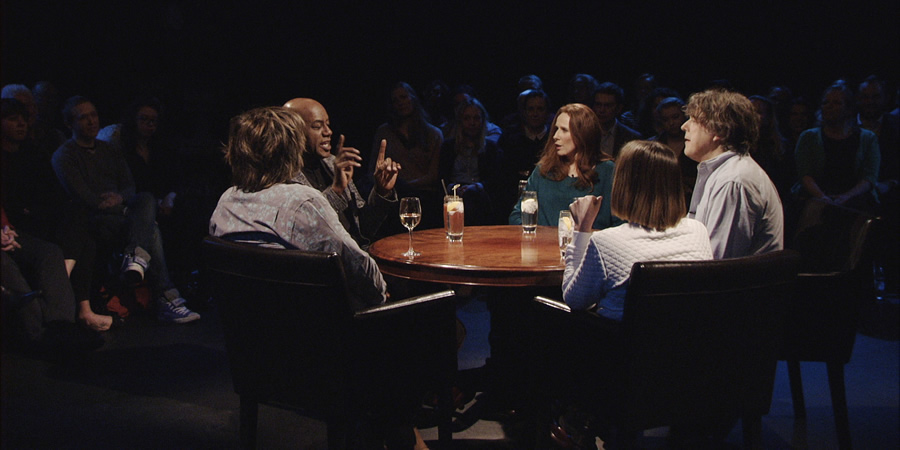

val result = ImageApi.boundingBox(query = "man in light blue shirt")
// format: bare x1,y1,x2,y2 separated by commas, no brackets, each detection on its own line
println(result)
682,89,784,259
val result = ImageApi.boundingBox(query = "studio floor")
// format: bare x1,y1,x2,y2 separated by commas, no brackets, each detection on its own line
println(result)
2,292,898,449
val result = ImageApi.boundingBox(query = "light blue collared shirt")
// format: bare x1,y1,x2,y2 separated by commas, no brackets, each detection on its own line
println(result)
688,151,784,259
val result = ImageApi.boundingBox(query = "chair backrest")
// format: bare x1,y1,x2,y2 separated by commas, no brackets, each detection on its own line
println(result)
792,199,876,274
619,250,801,431
201,236,356,416
784,201,878,363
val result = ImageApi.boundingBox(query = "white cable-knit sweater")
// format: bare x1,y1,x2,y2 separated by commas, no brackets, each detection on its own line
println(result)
562,218,713,321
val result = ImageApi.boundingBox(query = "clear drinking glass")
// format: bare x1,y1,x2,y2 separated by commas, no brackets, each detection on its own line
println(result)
521,191,538,234
443,194,464,241
399,197,421,259
558,210,574,257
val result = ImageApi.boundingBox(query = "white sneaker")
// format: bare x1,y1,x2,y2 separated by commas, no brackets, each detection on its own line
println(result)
121,252,149,284
157,297,201,324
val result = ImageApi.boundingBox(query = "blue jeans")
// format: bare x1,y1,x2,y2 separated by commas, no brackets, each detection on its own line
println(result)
90,192,174,298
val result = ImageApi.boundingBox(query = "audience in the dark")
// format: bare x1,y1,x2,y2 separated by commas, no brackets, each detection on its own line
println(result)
439,97,503,225
51,96,200,324
591,82,642,159
497,89,552,213
566,73,600,106
651,96,697,205
794,82,881,214
369,82,444,230
749,94,792,196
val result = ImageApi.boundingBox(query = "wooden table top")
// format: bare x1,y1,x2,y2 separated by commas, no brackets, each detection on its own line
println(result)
368,225,565,287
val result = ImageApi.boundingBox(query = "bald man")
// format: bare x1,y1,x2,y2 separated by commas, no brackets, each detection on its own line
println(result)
283,98,400,249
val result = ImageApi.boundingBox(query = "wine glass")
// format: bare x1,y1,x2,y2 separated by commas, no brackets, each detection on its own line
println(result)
399,197,422,259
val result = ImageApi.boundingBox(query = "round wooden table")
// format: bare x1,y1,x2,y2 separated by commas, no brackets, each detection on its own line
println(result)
368,225,565,287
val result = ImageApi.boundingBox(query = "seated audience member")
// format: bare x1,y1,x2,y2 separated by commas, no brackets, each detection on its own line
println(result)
439,98,503,225
33,81,65,135
3,99,111,331
498,89,551,177
651,96,697,205
566,73,600,106
209,106,425,449
51,96,199,324
2,208,103,354
369,82,443,230
497,89,552,213
620,73,657,129
785,97,813,167
857,76,899,196
683,89,784,259
563,140,713,321
794,82,881,213
510,103,622,230
99,97,180,217
750,95,792,196
445,84,502,145
591,82,642,159
767,85,794,142
2,84,66,163
635,86,681,138
499,74,544,131
423,79,451,128
283,98,400,248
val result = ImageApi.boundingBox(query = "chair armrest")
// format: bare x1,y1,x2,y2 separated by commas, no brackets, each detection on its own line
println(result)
354,289,456,321
533,295,571,313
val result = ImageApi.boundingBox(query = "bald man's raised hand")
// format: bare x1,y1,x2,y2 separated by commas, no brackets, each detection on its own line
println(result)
373,139,401,196
332,135,361,196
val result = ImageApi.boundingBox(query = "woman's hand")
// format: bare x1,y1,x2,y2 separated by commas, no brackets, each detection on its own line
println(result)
2,226,21,252
569,196,603,233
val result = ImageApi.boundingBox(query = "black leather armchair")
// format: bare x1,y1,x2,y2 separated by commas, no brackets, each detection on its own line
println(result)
201,236,457,449
533,250,800,448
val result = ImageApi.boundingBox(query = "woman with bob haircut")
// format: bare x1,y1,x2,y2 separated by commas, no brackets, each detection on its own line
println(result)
509,103,621,229
209,106,387,310
563,140,713,321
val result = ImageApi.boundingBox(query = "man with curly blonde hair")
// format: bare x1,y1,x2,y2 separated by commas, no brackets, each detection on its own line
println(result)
682,89,783,259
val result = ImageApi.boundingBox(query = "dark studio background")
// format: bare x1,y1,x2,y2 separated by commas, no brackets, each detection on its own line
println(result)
3,0,899,169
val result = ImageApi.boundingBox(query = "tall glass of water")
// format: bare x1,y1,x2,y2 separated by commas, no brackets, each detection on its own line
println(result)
521,191,538,234
558,210,574,257
399,197,421,259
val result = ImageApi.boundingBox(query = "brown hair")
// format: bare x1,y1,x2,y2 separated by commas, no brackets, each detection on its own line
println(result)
684,89,759,155
223,106,307,192
537,103,612,190
610,140,686,231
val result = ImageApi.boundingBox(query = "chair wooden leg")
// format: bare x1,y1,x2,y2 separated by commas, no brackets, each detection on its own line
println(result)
436,382,453,446
239,396,258,450
787,360,807,419
826,362,852,450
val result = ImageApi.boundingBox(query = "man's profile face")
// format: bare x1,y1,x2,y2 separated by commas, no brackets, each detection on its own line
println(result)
302,104,332,159
682,116,718,162
592,93,621,126
70,102,99,141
